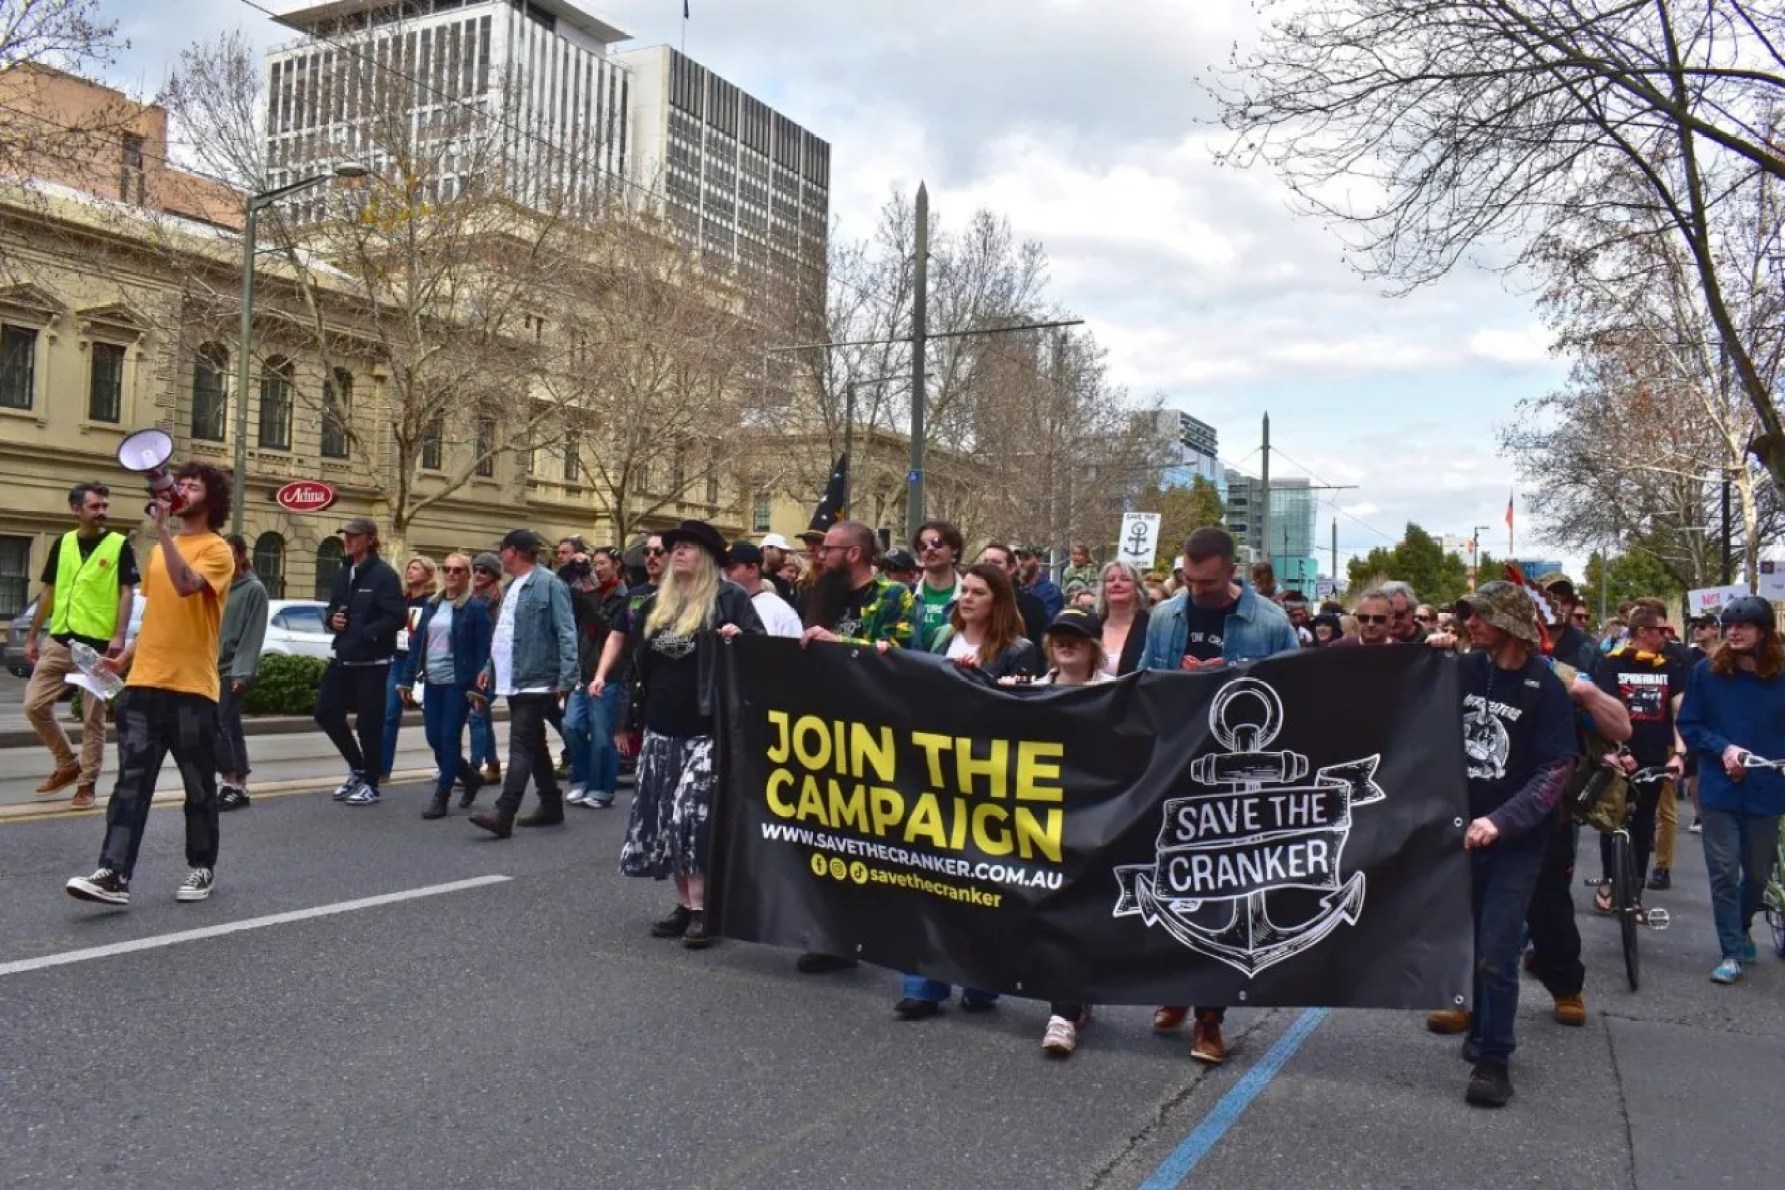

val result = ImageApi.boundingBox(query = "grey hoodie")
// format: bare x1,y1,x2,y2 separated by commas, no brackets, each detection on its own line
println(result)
218,572,269,682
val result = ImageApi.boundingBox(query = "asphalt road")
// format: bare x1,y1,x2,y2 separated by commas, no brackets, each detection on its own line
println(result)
1,781,1778,1189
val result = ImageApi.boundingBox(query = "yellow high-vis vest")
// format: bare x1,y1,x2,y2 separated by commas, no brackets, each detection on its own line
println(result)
49,530,126,641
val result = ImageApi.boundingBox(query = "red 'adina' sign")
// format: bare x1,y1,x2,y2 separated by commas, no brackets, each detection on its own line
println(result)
274,480,338,513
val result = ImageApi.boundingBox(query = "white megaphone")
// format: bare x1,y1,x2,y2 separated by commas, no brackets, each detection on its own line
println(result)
116,428,186,515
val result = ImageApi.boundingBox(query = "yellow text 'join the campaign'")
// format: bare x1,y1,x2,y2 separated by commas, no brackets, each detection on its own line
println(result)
763,711,1064,863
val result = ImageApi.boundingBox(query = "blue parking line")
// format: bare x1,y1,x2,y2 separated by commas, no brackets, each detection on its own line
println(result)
1138,1008,1329,1189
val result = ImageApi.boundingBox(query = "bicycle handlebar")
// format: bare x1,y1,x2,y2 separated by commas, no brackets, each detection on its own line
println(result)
1736,752,1785,770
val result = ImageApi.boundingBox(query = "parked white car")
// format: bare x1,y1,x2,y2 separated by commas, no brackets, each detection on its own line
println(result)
262,600,337,660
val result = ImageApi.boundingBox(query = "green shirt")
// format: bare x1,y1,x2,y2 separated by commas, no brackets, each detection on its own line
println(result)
914,576,959,652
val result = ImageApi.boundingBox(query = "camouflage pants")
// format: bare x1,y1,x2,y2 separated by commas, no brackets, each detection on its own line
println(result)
99,687,219,880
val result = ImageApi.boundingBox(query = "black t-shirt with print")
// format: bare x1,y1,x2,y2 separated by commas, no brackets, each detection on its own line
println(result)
1459,650,1577,823
1181,598,1236,663
642,626,705,736
1592,647,1685,768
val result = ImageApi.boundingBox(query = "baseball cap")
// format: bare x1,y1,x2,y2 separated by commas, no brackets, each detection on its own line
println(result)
338,516,377,537
1045,607,1102,639
880,548,918,572
728,540,764,567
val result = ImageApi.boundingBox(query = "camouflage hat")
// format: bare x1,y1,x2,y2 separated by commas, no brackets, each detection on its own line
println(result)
1455,581,1541,646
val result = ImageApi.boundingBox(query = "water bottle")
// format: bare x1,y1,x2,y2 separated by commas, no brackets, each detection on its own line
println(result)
68,641,126,702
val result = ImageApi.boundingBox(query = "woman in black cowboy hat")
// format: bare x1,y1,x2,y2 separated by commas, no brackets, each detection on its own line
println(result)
591,520,764,948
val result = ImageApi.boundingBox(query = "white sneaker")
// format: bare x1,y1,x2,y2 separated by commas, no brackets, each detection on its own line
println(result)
331,775,362,801
344,783,381,806
176,867,215,902
1689,817,1703,834
566,787,588,806
1042,1016,1078,1057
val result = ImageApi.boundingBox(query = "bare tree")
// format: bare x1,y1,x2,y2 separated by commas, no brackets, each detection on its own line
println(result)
539,218,762,545
1211,1,1785,492
156,29,597,558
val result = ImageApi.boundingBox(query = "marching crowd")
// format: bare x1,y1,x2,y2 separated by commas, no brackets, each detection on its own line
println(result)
24,466,1785,1111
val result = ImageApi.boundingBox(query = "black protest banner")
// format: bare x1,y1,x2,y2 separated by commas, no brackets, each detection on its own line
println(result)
710,638,1473,1009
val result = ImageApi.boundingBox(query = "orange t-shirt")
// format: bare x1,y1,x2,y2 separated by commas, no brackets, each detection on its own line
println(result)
127,531,235,701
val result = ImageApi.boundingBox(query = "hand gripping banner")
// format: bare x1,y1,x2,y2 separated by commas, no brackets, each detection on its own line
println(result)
710,638,1473,1009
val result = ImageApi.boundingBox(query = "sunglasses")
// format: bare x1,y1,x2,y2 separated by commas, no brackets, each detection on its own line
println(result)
643,547,666,556
1414,614,1435,623
918,537,947,551
442,565,468,575
1356,613,1389,625
1572,612,1590,623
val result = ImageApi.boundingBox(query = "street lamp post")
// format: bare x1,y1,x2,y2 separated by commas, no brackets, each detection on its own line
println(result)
231,163,369,536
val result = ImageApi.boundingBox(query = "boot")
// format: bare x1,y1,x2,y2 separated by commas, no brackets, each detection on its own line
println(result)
459,768,485,810
517,798,565,827
469,810,514,838
1426,1009,1472,1034
422,789,450,820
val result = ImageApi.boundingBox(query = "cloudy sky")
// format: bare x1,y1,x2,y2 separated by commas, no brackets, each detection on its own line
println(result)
92,0,1572,576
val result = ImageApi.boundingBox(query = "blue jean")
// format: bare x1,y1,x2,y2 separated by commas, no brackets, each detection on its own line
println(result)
565,684,627,798
1700,808,1782,960
468,699,497,768
380,659,405,779
421,682,473,795
563,687,600,791
901,975,999,1006
1467,836,1547,1067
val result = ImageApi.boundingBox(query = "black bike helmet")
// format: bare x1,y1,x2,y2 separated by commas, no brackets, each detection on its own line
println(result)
1719,594,1775,633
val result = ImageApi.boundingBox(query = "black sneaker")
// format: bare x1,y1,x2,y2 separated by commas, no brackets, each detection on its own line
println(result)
795,952,859,975
175,867,215,903
682,910,715,949
218,785,250,812
66,867,130,905
1646,868,1671,891
894,997,942,1020
1465,1062,1513,1107
650,905,693,938
1461,1036,1481,1064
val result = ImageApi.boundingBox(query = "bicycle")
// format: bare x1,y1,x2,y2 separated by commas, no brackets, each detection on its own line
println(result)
1734,753,1785,959
1579,761,1672,992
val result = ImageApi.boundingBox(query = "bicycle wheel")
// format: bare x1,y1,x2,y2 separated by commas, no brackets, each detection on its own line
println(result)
1613,833,1640,991
1767,859,1785,958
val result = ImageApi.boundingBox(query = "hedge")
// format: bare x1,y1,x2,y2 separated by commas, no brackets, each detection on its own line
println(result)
244,654,331,716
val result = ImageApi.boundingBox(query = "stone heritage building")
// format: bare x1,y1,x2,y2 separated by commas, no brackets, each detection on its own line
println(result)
0,68,754,624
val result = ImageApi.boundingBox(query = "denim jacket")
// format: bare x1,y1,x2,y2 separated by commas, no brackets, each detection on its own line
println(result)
402,594,493,691
1138,584,1302,670
481,568,579,693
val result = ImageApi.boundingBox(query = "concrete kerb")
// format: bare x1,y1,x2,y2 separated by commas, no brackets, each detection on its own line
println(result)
0,705,510,751
0,767,442,822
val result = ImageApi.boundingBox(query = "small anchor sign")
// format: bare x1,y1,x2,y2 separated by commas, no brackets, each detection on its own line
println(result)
1114,677,1386,977
1125,519,1150,556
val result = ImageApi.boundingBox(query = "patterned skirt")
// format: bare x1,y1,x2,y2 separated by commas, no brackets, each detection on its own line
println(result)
619,730,716,880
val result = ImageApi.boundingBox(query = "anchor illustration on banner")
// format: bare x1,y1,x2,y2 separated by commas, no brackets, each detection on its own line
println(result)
1125,518,1150,557
1114,676,1387,977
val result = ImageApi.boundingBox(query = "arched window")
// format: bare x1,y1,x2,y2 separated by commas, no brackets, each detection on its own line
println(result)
314,536,343,600
253,532,286,599
258,356,293,450
191,343,227,441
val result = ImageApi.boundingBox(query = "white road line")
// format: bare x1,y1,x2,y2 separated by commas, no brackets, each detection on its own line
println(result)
0,874,513,978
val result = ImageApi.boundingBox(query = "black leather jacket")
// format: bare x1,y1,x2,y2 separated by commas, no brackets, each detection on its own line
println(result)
625,580,765,731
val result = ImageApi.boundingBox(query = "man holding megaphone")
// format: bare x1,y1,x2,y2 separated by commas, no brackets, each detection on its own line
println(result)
66,460,235,907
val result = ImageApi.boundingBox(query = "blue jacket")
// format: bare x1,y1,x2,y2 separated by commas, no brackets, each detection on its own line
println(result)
481,567,579,694
1678,658,1785,816
1138,584,1302,670
1026,577,1064,620
401,594,492,691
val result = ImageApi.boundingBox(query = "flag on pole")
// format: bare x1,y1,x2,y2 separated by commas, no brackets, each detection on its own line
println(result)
1504,492,1514,529
1505,490,1515,558
808,454,848,532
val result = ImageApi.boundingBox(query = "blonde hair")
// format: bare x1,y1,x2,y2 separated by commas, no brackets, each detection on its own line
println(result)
645,550,721,638
404,554,439,595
